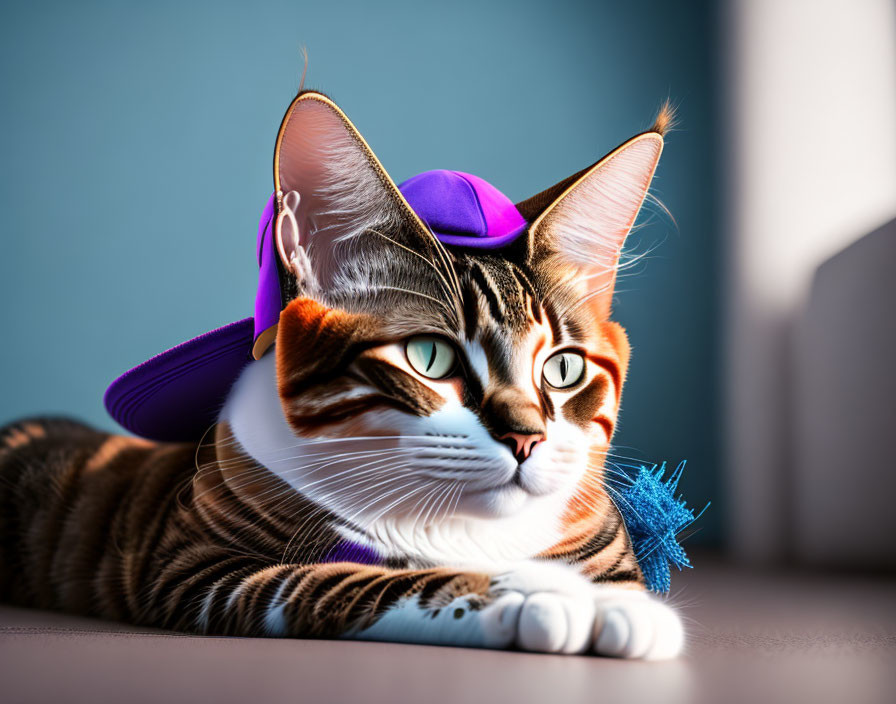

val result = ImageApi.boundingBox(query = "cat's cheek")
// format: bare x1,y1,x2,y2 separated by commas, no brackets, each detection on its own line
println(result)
515,420,591,497
590,420,612,446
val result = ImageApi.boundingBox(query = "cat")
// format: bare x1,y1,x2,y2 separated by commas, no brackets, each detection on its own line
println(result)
0,90,683,659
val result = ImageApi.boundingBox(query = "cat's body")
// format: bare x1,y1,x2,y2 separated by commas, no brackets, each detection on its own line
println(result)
0,91,684,658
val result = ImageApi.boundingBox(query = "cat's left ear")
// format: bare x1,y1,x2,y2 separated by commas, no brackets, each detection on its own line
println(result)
272,90,439,290
518,106,670,320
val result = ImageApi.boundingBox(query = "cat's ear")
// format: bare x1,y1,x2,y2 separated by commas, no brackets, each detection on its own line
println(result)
272,91,436,289
519,107,669,320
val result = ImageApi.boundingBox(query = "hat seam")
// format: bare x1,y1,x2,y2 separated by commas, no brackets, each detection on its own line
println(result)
454,173,489,237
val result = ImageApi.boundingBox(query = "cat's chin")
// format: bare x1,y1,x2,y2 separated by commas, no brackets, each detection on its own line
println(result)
454,482,534,519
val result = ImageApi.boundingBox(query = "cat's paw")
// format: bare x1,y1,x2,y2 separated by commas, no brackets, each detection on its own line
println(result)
590,588,684,660
482,589,595,653
485,563,595,655
484,564,683,659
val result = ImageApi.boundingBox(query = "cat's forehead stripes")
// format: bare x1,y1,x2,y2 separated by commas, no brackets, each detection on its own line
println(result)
455,252,592,345
451,251,592,393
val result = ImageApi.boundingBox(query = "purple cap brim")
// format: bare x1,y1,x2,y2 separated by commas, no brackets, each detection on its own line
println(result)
103,318,254,442
105,170,529,441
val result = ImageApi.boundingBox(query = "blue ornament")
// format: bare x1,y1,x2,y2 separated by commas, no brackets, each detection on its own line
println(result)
609,460,707,593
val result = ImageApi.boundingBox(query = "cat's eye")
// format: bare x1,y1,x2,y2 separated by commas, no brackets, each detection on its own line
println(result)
542,351,586,389
405,336,457,380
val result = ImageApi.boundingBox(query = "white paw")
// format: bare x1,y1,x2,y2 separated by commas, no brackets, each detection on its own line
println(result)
483,562,594,653
480,589,595,653
481,564,683,659
591,588,684,660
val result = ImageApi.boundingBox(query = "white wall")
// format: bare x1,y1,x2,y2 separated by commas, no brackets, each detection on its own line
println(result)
722,0,896,562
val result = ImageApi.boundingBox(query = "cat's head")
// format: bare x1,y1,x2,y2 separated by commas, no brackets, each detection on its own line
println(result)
252,92,666,541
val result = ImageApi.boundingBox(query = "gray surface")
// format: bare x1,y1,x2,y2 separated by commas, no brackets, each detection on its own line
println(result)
2,557,894,704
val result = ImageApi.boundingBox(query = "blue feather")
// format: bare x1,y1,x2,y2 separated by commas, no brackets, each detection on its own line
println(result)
610,460,707,593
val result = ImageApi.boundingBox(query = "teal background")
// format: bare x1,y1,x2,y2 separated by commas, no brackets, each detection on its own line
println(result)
0,0,720,543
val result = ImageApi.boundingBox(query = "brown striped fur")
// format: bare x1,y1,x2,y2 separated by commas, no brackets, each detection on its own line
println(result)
0,418,499,636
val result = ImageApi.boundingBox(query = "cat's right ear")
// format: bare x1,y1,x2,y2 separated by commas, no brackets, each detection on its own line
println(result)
271,91,437,289
516,105,671,320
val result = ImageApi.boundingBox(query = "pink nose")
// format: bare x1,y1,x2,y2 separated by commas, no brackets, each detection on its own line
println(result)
498,432,545,463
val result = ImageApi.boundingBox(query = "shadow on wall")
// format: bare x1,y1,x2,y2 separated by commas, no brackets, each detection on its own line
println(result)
792,218,896,570
722,0,896,566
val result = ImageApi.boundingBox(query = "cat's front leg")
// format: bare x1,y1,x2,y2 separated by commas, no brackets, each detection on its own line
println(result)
193,561,496,642
353,561,684,659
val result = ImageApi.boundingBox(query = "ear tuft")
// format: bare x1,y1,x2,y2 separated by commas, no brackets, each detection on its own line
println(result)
649,99,677,137
297,46,309,94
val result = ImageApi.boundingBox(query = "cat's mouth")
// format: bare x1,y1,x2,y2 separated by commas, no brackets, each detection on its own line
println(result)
465,480,526,497
465,467,557,499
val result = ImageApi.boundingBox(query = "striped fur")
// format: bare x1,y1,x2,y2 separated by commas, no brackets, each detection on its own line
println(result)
0,418,492,636
0,93,684,658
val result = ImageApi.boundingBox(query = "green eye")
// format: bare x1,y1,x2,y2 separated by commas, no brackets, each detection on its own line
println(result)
543,351,586,389
405,336,457,380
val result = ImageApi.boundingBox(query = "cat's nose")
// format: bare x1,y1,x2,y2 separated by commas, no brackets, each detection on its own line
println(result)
483,387,546,462
498,431,544,463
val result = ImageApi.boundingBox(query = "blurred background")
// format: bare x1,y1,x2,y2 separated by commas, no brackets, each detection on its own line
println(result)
1,0,894,568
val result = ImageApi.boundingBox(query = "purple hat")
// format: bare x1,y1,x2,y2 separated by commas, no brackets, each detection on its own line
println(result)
104,170,528,441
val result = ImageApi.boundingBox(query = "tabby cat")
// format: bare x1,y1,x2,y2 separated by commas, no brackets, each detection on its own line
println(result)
0,91,683,659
